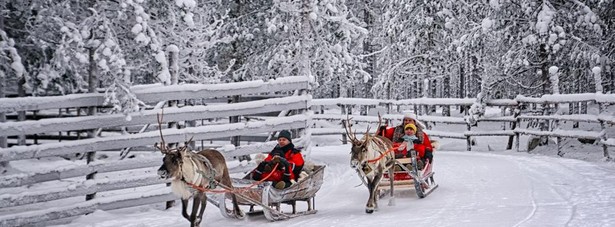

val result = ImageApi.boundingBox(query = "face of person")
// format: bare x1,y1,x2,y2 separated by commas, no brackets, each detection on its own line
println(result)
403,118,415,125
278,137,290,147
405,128,416,136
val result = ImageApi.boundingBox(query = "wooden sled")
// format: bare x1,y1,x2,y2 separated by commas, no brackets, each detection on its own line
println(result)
208,164,325,221
378,149,438,199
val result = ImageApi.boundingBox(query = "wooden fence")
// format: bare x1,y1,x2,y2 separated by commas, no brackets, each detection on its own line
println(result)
0,76,310,226
1,77,614,226
311,94,615,159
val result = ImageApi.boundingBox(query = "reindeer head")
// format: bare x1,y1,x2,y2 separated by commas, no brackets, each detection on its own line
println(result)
156,112,193,180
158,150,181,180
157,145,195,181
344,116,372,169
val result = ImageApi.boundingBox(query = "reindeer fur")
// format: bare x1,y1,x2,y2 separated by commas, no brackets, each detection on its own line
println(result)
345,117,395,214
159,148,244,227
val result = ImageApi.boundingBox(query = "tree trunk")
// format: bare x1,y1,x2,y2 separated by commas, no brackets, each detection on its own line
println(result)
539,44,550,95
168,45,179,85
363,0,374,99
299,0,311,79
0,15,5,148
443,70,451,116
459,54,465,99
538,44,549,145
0,71,6,148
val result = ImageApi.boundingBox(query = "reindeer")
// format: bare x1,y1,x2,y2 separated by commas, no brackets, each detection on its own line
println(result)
345,115,396,213
155,113,244,226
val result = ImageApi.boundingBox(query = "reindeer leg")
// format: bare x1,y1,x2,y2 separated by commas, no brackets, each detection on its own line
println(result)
365,178,375,214
181,199,190,221
190,195,201,226
230,193,245,219
371,171,384,211
195,193,207,227
220,169,244,219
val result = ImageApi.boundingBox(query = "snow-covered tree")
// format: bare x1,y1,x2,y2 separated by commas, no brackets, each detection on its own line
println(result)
233,0,367,98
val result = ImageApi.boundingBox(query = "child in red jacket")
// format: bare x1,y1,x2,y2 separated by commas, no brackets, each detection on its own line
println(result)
394,124,434,169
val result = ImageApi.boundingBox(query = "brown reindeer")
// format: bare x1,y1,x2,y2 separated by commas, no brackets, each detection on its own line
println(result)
155,113,244,226
345,115,396,213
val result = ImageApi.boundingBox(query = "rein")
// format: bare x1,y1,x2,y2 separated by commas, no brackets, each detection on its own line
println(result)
185,163,280,194
366,147,394,163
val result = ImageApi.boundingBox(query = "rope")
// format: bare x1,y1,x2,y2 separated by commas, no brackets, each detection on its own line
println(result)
367,147,395,163
186,162,280,194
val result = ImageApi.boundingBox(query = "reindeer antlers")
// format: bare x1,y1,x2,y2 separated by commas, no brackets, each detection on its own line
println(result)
156,109,195,154
343,115,360,144
156,109,172,154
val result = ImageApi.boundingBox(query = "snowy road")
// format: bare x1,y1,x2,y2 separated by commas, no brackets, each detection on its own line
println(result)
58,145,615,227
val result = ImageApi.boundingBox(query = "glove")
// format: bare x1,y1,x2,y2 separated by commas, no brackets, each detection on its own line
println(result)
262,162,273,173
272,155,288,165
282,173,291,182
397,143,406,151
378,126,387,135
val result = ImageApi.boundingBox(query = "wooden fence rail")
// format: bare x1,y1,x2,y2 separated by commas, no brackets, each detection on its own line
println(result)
1,81,614,226
0,77,311,226
311,94,614,158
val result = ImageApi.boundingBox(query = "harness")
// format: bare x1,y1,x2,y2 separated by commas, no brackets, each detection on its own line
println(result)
180,153,218,190
181,153,280,194
353,139,395,187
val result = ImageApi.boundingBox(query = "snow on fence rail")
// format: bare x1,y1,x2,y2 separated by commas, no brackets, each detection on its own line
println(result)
0,77,310,226
0,96,309,137
312,102,516,151
0,115,308,162
0,76,309,113
311,94,615,160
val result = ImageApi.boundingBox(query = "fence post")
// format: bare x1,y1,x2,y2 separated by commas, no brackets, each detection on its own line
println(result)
466,123,472,151
341,104,348,144
297,89,311,151
85,47,98,201
341,119,348,145
186,119,196,150
507,108,520,150
572,101,579,128
599,102,611,161
229,95,250,161
515,115,521,152
553,103,563,156
539,103,550,145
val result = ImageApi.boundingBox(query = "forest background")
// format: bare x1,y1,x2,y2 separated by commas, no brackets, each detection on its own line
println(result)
1,0,613,115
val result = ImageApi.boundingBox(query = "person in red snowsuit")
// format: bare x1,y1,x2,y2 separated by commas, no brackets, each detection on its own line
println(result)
392,124,434,169
252,130,304,189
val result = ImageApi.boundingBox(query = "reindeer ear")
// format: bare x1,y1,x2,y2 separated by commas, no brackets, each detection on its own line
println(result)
179,146,187,153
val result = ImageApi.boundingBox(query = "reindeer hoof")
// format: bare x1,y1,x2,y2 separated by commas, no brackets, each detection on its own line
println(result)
365,208,374,214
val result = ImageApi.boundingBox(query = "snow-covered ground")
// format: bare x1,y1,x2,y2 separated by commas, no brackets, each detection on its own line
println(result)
53,141,615,227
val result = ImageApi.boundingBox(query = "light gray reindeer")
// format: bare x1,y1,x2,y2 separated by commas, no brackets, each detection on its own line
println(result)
345,115,396,213
156,113,244,226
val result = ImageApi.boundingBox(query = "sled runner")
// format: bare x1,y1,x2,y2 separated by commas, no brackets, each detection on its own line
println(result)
207,164,326,221
378,148,438,198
